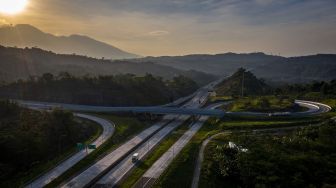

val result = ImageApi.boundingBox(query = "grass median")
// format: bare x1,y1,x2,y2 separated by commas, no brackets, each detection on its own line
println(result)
118,120,192,188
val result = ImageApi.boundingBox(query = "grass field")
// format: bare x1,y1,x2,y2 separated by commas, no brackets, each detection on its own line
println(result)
227,96,298,112
45,114,149,188
218,118,323,130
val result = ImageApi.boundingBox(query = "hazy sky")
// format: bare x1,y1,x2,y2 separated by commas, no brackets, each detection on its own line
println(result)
1,0,336,56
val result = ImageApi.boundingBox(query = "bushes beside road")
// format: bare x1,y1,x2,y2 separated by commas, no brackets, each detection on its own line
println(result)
200,120,336,188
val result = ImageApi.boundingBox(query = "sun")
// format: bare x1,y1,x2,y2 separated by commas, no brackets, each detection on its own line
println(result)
0,0,28,15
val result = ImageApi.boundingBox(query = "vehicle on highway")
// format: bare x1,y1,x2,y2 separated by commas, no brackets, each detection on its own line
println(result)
268,112,291,117
132,153,139,163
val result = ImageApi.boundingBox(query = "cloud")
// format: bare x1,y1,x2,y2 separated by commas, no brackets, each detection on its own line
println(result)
148,30,170,36
255,0,276,6
3,0,336,56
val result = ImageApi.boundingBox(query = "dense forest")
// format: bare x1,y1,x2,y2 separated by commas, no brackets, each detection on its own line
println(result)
0,100,96,186
0,73,198,106
275,80,336,99
201,120,336,188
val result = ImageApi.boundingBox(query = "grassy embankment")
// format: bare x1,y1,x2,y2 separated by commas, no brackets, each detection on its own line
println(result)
199,120,336,188
225,96,301,112
154,113,329,187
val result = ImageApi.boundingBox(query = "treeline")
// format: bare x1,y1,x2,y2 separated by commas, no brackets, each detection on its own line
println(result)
275,80,336,98
0,100,96,186
201,121,336,188
0,73,199,106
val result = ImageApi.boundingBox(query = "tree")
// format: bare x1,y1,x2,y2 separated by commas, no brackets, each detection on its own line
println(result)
40,73,54,83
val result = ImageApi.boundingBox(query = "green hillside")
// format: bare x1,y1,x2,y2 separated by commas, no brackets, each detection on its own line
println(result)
215,68,269,97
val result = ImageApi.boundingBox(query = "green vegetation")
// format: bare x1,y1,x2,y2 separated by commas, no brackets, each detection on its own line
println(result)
45,113,149,188
200,120,336,188
218,119,321,129
215,68,270,97
275,80,336,99
209,96,233,103
119,122,190,188
227,96,299,112
0,100,100,188
0,73,198,106
154,114,327,187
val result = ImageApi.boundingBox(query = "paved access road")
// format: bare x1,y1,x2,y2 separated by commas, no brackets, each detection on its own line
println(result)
191,119,335,188
25,113,115,188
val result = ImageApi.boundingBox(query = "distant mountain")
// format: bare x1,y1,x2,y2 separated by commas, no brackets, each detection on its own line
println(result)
215,68,269,96
132,52,284,75
131,53,336,83
0,46,215,85
253,54,336,83
0,24,139,59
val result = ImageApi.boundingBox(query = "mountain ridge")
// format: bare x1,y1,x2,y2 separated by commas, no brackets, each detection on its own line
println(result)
130,53,336,83
0,45,215,85
0,24,139,60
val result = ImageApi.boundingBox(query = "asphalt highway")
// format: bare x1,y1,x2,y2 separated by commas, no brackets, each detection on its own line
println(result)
133,103,225,188
61,78,219,188
25,114,115,188
20,75,331,188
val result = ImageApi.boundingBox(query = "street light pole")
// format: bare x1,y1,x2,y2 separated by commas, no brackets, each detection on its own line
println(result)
147,140,150,151
241,70,244,98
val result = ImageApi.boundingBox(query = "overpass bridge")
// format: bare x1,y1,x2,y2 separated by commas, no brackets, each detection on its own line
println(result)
17,99,331,119
18,101,226,117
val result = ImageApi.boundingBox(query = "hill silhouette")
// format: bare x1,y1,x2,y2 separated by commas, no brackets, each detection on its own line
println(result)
0,24,139,59
132,53,336,83
0,46,215,85
216,68,269,96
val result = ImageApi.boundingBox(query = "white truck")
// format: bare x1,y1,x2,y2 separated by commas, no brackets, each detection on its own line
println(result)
132,153,139,163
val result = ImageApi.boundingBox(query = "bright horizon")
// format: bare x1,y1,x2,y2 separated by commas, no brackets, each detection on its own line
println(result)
0,0,336,57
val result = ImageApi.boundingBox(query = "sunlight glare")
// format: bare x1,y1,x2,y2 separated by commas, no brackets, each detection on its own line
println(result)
0,0,28,15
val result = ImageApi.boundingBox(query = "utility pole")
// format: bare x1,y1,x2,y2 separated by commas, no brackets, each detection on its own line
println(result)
241,70,245,98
